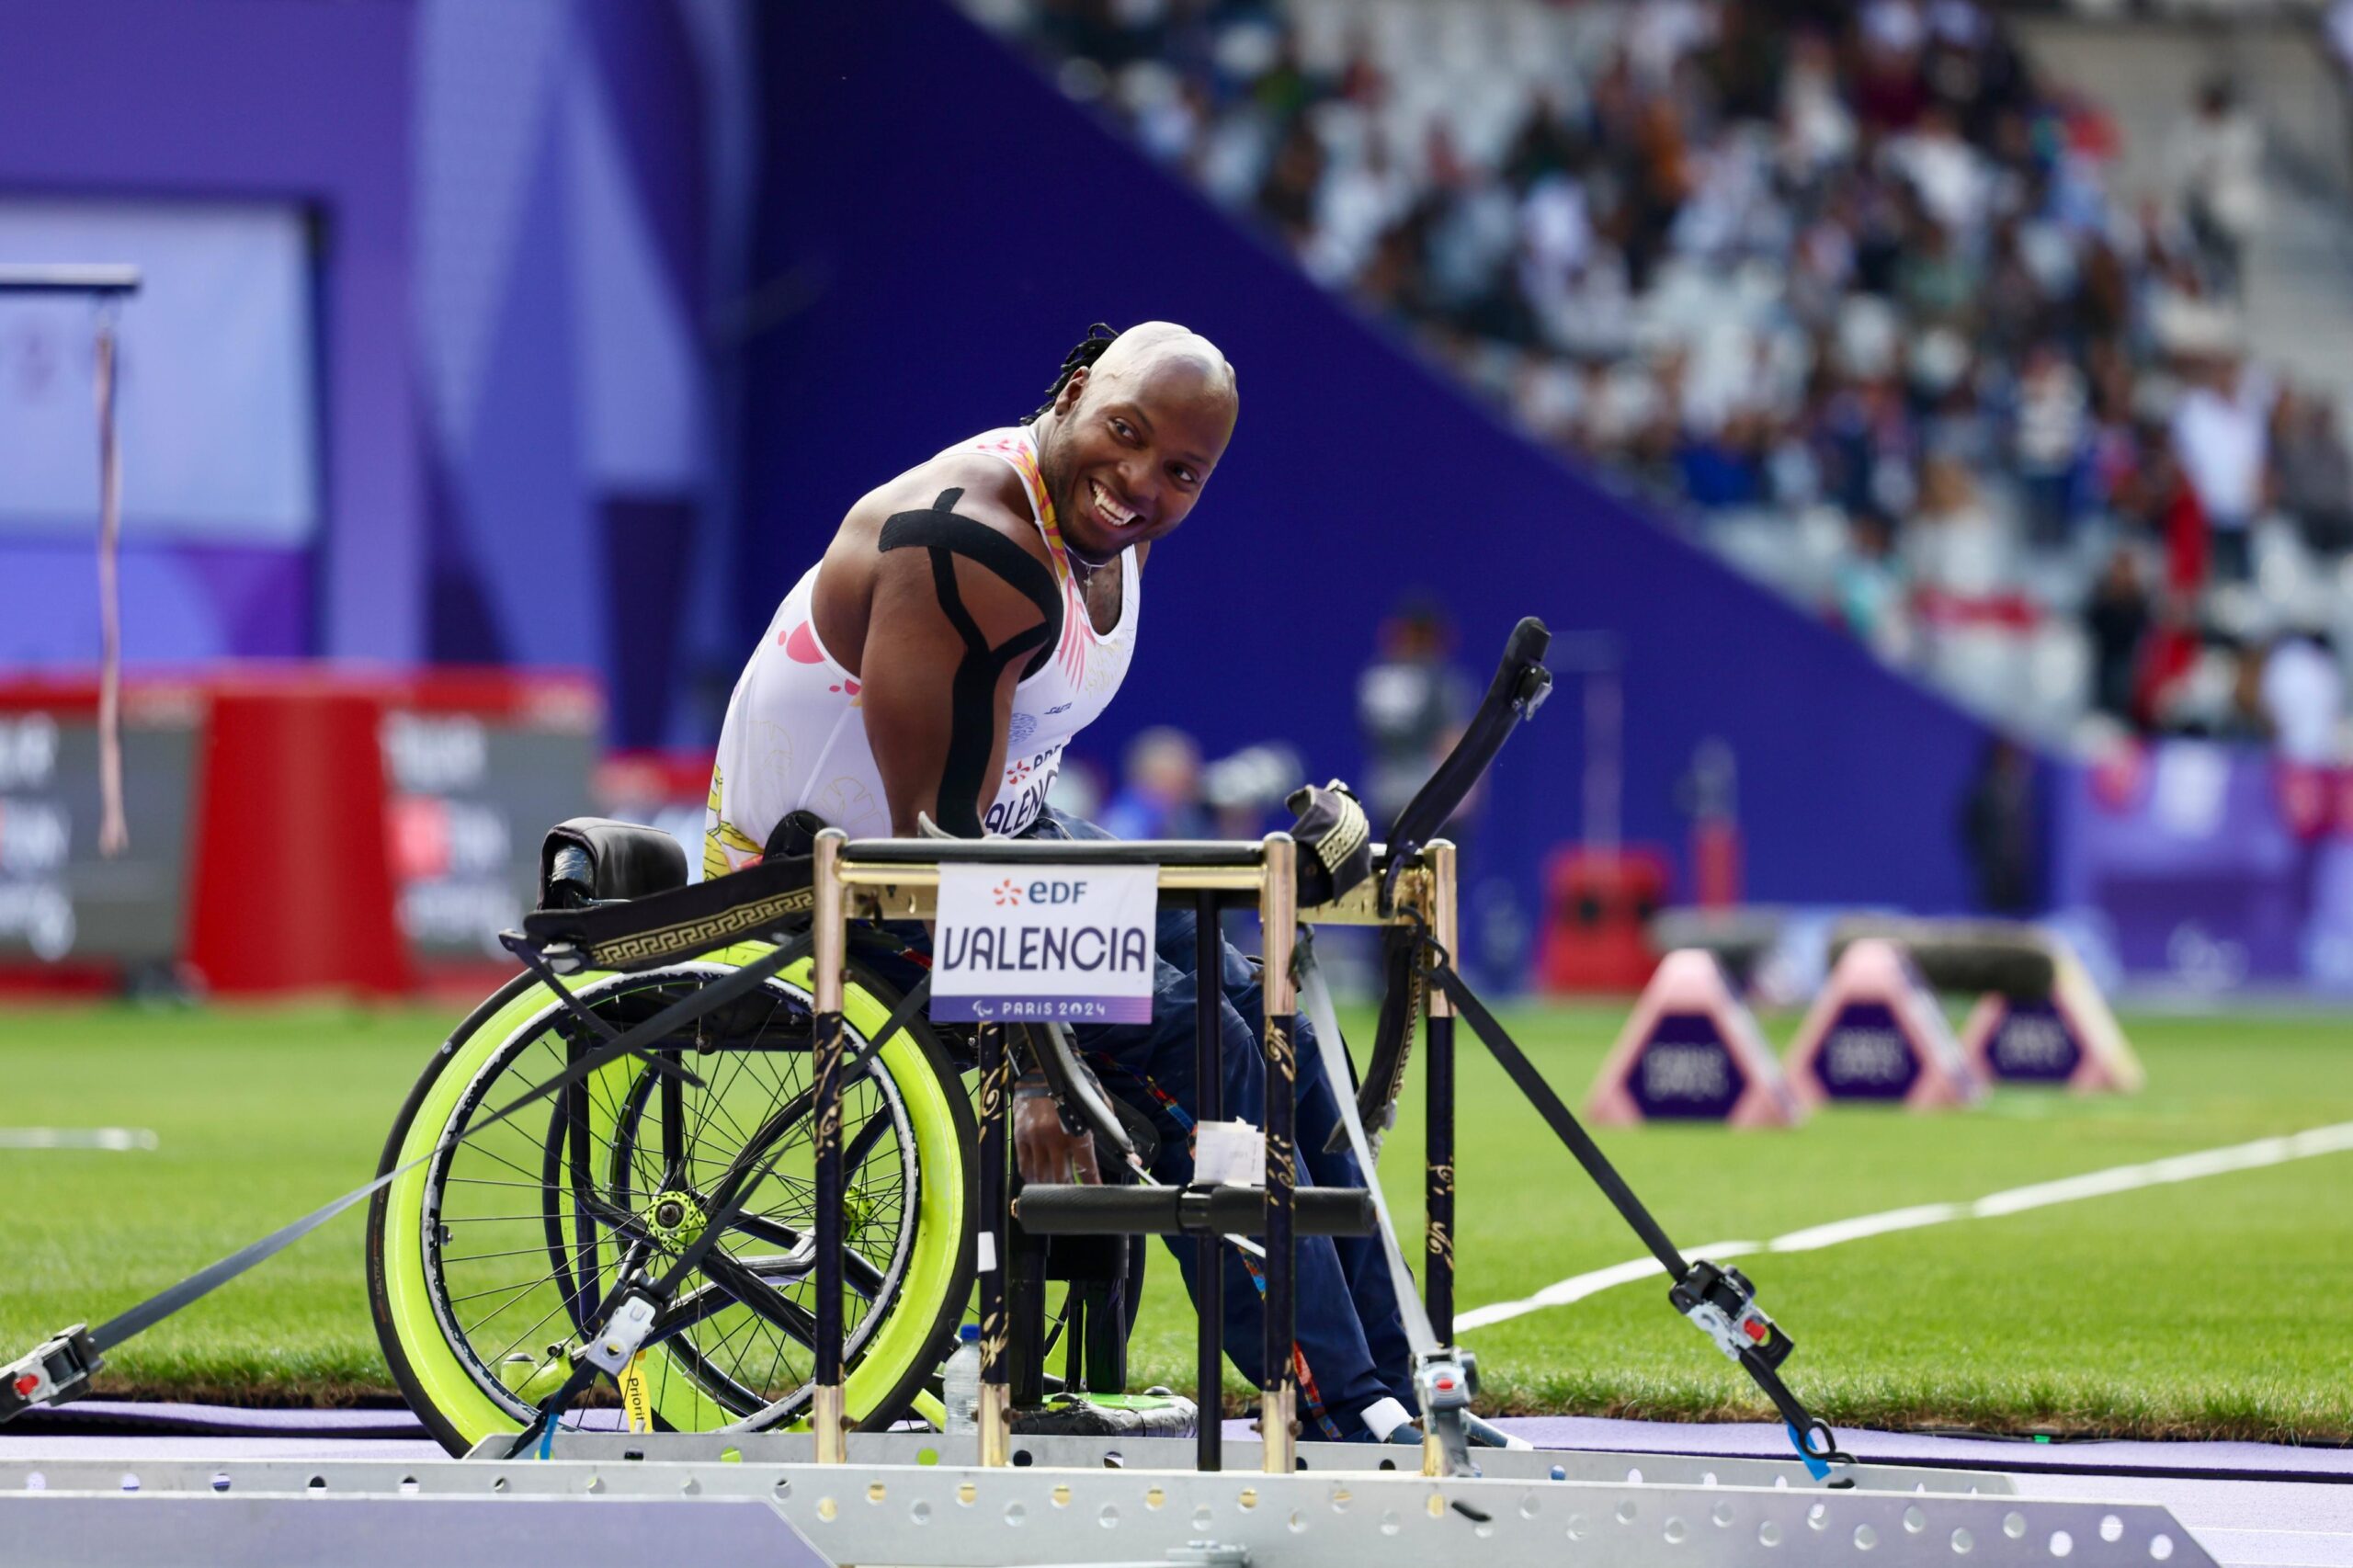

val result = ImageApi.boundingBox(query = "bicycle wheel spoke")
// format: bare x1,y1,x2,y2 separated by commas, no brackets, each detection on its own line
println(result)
695,1023,778,1150
453,1134,562,1192
438,1212,576,1224
483,1285,598,1373
458,1275,597,1369
843,1104,896,1170
662,1278,808,1403
440,1243,582,1267
444,1176,573,1192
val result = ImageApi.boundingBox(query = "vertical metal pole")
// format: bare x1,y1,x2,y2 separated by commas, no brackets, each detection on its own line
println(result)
1425,841,1457,1346
1193,888,1223,1473
810,829,848,1463
1586,668,1621,861
976,1018,1012,1467
1259,835,1298,1476
92,312,128,858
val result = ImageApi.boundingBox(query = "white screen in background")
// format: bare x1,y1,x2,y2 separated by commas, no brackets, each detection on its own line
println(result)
0,199,319,543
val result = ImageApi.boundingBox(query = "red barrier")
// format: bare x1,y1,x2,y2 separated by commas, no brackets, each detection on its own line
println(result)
1534,845,1669,994
186,682,407,995
0,667,599,996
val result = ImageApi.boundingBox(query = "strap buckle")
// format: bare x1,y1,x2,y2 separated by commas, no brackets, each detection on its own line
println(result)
0,1325,101,1424
583,1288,664,1377
1671,1259,1794,1369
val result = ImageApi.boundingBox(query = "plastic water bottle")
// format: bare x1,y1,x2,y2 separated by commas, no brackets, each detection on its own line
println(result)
942,1324,982,1434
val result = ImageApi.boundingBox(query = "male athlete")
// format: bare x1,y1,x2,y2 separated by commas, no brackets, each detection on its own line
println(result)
704,323,1427,1443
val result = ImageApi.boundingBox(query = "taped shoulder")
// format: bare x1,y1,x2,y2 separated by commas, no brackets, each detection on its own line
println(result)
879,488,1063,673
870,488,1063,837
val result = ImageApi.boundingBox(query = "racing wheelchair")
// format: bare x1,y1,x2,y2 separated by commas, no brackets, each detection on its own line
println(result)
365,619,1602,1459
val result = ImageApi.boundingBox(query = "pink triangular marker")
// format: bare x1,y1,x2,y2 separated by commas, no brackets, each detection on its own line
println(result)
1961,945,2144,1093
1785,939,1982,1109
1586,950,1804,1126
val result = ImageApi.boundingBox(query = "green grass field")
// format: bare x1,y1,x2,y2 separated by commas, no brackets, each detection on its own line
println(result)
2,999,2349,1439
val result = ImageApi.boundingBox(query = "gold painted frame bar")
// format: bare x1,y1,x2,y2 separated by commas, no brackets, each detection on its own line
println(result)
805,829,1451,1475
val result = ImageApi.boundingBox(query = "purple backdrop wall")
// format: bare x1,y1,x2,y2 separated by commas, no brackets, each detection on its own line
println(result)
0,0,418,664
0,0,750,750
735,0,2006,926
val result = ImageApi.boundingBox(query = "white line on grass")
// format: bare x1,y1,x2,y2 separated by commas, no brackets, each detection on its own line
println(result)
1457,1119,2353,1333
0,1127,159,1151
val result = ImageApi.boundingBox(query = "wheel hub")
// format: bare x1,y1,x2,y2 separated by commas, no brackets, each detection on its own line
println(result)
642,1188,707,1248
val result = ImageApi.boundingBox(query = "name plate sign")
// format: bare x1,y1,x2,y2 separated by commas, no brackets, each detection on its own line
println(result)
932,862,1157,1024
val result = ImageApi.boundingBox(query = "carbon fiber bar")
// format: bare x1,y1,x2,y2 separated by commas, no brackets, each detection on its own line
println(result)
1013,1184,1374,1237
1426,840,1458,1343
1194,888,1224,1474
810,831,848,1462
977,1018,1012,1467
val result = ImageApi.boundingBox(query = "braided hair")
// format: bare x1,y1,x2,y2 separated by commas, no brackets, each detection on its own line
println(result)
1021,323,1120,425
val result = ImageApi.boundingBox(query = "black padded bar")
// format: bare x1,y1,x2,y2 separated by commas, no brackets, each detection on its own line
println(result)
1828,917,2058,998
1012,1184,1376,1238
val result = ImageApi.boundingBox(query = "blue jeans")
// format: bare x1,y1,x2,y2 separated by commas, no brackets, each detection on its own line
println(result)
1024,810,1419,1437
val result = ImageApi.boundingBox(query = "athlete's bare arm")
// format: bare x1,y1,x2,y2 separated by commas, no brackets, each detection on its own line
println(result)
827,458,1063,838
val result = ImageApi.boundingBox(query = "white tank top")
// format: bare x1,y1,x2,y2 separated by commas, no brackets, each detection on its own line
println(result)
704,426,1140,877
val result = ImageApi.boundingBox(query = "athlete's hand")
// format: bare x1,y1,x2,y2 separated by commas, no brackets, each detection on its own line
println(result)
1015,1097,1101,1186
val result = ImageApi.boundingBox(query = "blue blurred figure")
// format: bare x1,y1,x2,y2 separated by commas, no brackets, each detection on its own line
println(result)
1100,725,1207,841
1357,598,1473,836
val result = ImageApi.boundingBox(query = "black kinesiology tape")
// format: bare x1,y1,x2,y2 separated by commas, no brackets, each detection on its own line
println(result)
878,489,1064,836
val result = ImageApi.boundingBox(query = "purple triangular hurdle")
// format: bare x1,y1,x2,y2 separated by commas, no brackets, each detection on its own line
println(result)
1785,938,1983,1110
1586,950,1805,1127
1961,944,2144,1093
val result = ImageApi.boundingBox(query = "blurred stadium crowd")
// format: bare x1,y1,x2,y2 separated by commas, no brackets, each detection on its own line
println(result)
967,0,2353,762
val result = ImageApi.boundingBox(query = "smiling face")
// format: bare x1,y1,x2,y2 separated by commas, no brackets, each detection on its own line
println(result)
1036,324,1238,565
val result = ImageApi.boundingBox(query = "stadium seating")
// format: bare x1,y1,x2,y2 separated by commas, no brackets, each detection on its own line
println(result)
969,0,2353,749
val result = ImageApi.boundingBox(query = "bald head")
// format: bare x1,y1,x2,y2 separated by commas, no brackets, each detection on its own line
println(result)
1035,321,1239,563
1086,321,1237,407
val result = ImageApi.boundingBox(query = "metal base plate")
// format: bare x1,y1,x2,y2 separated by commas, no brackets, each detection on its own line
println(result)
0,1450,2211,1568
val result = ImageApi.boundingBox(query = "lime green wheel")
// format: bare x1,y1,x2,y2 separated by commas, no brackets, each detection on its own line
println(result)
366,943,973,1455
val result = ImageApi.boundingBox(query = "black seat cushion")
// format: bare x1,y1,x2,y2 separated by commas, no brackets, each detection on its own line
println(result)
538,817,689,909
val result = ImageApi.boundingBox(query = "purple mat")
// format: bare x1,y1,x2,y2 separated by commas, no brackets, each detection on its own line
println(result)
18,1404,2347,1486
1222,1415,2352,1483
6,1402,428,1439
1504,1415,2353,1482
